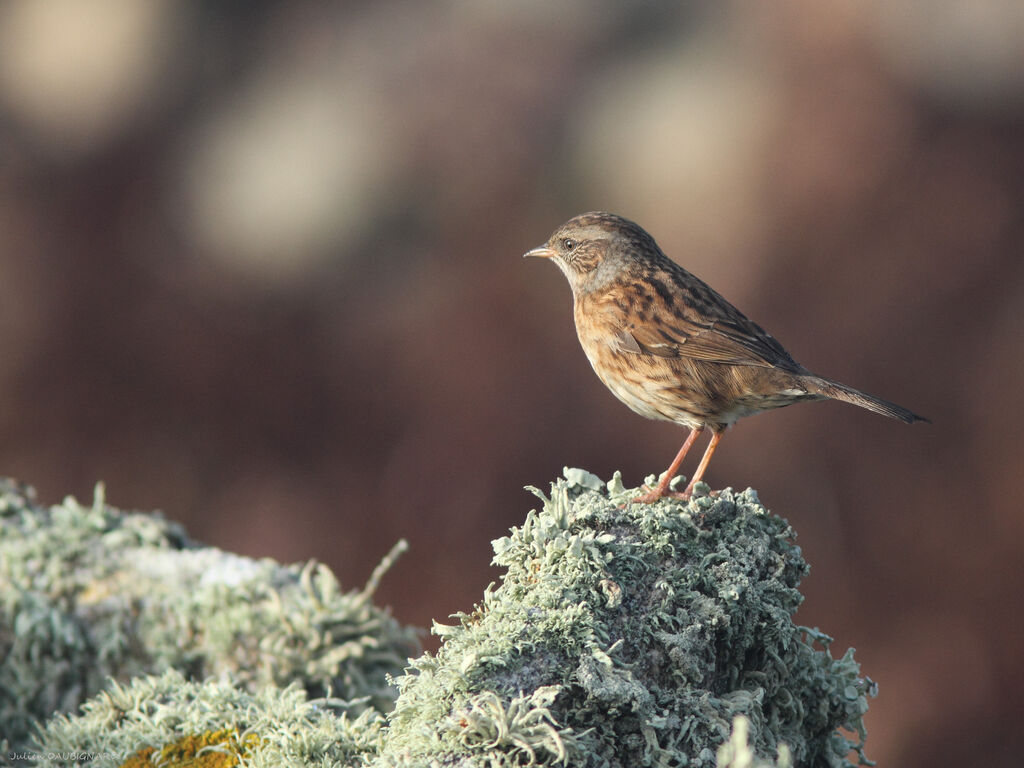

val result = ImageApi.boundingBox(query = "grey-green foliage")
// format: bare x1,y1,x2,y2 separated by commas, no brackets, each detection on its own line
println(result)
0,479,418,753
380,469,875,768
33,667,385,768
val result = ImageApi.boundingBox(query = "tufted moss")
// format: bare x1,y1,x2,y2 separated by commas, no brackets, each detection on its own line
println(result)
0,479,418,753
378,469,875,768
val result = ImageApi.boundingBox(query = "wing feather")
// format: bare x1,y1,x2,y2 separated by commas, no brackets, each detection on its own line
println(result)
610,264,802,370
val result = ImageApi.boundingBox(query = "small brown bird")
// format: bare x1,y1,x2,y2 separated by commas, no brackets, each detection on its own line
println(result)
525,212,927,503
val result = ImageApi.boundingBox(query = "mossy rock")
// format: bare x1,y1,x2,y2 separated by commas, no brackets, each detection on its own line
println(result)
21,470,875,767
379,469,874,767
0,479,418,753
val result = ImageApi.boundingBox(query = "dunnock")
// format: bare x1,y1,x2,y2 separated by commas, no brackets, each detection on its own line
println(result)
526,212,927,503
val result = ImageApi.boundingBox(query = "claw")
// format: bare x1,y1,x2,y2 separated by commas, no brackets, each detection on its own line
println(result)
630,485,692,505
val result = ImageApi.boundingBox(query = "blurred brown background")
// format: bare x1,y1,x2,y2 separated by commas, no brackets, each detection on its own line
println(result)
0,1,1021,764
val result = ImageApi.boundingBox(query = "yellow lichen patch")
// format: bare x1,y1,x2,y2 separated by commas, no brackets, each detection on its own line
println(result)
120,728,263,768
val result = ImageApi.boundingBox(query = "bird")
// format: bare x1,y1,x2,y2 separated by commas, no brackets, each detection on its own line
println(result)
524,211,928,504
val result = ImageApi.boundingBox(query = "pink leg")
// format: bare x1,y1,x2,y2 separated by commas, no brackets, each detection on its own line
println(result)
680,430,723,498
634,427,702,504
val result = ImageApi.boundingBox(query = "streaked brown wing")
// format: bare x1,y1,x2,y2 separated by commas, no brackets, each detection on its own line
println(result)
613,300,800,370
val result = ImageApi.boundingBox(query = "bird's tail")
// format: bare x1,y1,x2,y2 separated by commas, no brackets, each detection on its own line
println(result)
803,375,929,424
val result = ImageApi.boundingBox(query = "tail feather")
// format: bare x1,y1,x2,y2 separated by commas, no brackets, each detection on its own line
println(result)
804,375,929,424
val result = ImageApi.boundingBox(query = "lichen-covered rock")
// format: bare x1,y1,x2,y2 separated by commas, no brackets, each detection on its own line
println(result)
12,470,876,768
379,469,874,768
0,479,418,753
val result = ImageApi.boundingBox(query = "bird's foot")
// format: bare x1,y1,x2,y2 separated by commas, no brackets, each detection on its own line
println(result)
630,485,692,505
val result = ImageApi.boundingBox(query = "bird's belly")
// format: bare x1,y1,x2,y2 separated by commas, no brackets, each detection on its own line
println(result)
580,343,708,429
600,367,687,420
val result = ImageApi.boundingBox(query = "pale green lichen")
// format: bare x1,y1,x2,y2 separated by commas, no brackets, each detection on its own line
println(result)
33,668,384,768
0,479,418,753
445,687,575,767
379,468,875,768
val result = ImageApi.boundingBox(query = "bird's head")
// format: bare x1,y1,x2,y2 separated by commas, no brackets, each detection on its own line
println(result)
523,211,659,295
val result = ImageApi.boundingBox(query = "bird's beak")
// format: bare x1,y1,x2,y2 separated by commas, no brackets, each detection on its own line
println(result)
523,245,556,259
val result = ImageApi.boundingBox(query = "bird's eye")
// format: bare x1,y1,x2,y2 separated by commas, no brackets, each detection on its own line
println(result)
561,238,578,251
